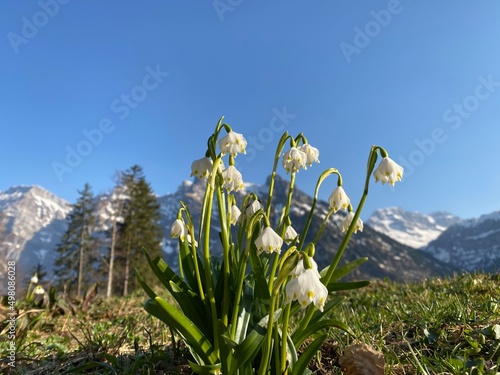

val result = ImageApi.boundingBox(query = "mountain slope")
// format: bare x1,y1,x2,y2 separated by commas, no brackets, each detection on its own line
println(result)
366,207,461,249
0,186,70,292
423,211,500,272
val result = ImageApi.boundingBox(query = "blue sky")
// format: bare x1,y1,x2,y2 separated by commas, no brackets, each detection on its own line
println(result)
1,1,499,220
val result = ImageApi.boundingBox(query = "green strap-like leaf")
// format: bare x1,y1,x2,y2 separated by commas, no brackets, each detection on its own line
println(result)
234,283,253,344
142,250,208,334
144,297,219,365
187,360,222,375
249,248,271,306
320,257,368,282
327,280,370,292
229,309,282,373
135,268,157,300
291,333,328,375
169,281,212,339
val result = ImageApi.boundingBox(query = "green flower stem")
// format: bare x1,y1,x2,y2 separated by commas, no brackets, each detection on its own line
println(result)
189,223,205,303
280,303,292,373
178,204,205,301
215,175,231,326
294,304,316,343
311,208,335,245
258,288,278,375
297,168,339,252
263,170,296,374
230,210,264,340
265,132,290,218
322,146,378,286
273,329,281,375
202,157,223,358
295,146,379,340
268,171,295,297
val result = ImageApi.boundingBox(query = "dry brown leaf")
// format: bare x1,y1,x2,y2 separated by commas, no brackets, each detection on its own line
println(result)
339,343,385,375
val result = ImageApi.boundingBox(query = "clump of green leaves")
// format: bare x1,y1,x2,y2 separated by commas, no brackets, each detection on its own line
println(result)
137,117,404,374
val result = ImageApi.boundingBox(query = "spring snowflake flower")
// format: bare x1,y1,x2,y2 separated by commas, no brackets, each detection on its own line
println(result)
290,258,319,278
299,144,320,167
284,225,299,242
222,165,244,192
245,199,262,218
373,157,404,186
186,234,198,247
230,205,241,225
285,269,328,311
282,147,307,173
328,186,350,213
31,274,38,284
170,219,187,241
34,285,45,295
218,131,247,157
190,157,213,179
341,212,363,233
255,227,283,254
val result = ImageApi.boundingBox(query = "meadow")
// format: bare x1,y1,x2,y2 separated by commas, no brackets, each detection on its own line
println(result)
1,272,499,374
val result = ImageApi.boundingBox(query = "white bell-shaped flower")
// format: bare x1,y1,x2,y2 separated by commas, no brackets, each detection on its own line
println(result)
170,219,187,241
341,212,363,233
299,144,320,167
222,165,244,192
190,157,213,180
230,205,241,225
284,225,299,242
218,131,247,157
186,234,198,247
255,226,283,254
373,157,404,186
290,258,319,278
328,186,350,213
285,269,328,311
282,147,307,173
31,274,39,284
34,285,45,295
245,199,262,218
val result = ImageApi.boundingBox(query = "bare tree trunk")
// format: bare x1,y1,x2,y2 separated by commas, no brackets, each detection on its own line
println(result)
77,228,85,297
123,238,131,296
106,217,117,298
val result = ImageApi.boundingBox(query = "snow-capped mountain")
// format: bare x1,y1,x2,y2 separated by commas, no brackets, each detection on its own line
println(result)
423,211,500,272
0,186,71,293
366,207,462,249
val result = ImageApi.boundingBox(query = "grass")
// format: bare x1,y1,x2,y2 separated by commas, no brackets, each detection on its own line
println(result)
1,273,499,374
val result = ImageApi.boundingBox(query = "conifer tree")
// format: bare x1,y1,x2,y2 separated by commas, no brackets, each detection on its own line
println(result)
54,183,98,297
117,165,162,296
